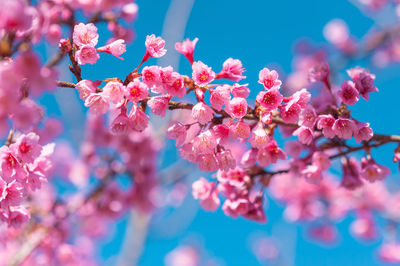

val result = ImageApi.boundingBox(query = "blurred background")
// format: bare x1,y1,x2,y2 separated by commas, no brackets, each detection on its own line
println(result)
46,0,400,265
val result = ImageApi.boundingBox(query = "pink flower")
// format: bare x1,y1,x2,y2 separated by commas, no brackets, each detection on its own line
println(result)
75,80,100,100
175,38,198,64
265,141,286,163
73,23,99,47
258,68,282,90
312,151,331,171
223,197,249,218
257,147,272,167
333,117,357,139
241,148,258,168
301,165,322,184
75,45,100,65
191,102,214,125
337,80,359,105
192,178,220,211
210,85,231,111
249,122,270,149
148,95,170,117
293,126,314,145
7,206,30,228
230,83,250,98
280,102,301,123
192,61,215,87
141,66,161,89
110,111,131,135
198,154,219,172
317,115,336,138
213,124,230,145
84,93,109,114
145,34,167,58
353,121,373,143
128,105,149,132
216,58,246,81
216,150,236,172
229,121,251,139
0,146,26,182
226,97,247,119
166,121,187,146
350,217,376,240
341,157,363,190
166,72,186,98
309,62,330,82
10,132,42,164
0,0,33,32
102,81,125,103
193,130,217,154
323,19,349,46
256,89,283,111
0,180,24,208
299,106,317,128
126,79,148,102
360,157,390,182
347,67,378,100
285,141,303,158
378,242,400,263
96,39,126,59
290,88,311,108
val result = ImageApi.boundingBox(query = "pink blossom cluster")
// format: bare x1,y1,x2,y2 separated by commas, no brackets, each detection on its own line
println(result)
0,132,54,228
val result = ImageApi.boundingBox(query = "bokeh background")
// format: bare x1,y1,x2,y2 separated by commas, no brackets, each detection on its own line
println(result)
46,0,400,265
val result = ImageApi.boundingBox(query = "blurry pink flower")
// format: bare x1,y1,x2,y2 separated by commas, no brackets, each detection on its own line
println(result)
317,114,336,138
360,157,390,182
175,38,198,64
299,106,317,128
293,126,314,145
301,165,322,184
97,39,126,59
193,130,217,154
341,157,363,190
353,121,373,143
309,62,330,82
7,206,30,228
73,23,99,47
323,19,349,45
75,80,100,100
333,117,357,139
110,112,131,135
148,95,170,117
347,67,378,100
166,121,187,146
198,154,219,172
84,93,109,114
216,150,236,172
128,105,149,132
223,197,249,218
378,242,400,264
192,61,215,87
10,132,42,164
258,68,281,90
230,83,250,98
216,58,246,81
337,80,359,105
191,102,214,125
312,151,331,171
229,121,251,139
145,34,166,58
75,45,100,65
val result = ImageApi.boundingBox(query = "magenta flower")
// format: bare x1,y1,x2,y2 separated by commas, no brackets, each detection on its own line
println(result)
75,45,100,65
317,114,336,138
191,102,214,125
73,23,99,48
145,34,167,58
337,80,359,105
84,93,109,114
198,154,219,172
299,106,317,128
360,157,390,182
341,157,363,190
128,105,149,132
293,126,314,145
280,103,301,123
210,85,231,111
301,165,322,184
258,68,282,90
166,72,186,98
309,62,330,82
216,150,236,172
249,122,270,149
75,80,100,100
230,83,250,98
166,121,187,147
333,117,357,139
256,88,283,111
312,151,331,171
148,95,170,117
126,79,149,102
193,130,217,154
353,121,373,143
102,81,125,104
97,39,126,59
226,97,247,119
10,132,42,164
110,112,131,136
347,67,378,100
192,61,215,87
229,121,251,140
0,146,27,182
216,58,246,82
175,38,198,64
